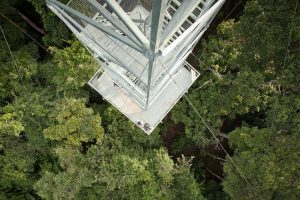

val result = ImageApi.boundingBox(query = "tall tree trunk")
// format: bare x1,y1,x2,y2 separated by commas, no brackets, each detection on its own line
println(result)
18,11,45,35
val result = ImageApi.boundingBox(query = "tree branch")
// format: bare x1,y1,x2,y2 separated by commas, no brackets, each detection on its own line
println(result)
18,11,45,35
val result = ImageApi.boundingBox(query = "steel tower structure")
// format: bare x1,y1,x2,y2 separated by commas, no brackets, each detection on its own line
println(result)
47,0,225,134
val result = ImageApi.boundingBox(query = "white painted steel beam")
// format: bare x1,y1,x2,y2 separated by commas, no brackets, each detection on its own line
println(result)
50,4,123,66
173,8,220,63
160,0,201,47
47,0,143,53
105,0,150,49
47,0,225,133
49,2,146,80
146,0,166,109
85,0,143,48
161,0,226,56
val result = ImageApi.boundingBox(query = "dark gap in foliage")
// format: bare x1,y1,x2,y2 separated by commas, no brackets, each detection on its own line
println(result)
220,111,267,134
14,0,49,59
85,84,106,106
81,139,97,154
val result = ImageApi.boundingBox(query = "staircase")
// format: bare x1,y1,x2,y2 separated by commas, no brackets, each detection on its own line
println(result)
163,0,213,45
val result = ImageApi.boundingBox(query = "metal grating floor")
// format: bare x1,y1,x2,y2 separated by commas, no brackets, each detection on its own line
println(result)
89,62,199,134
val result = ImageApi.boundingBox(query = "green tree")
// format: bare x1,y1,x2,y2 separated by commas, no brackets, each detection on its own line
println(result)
0,134,38,190
0,0,28,48
220,0,300,198
170,19,255,147
29,0,71,46
172,156,206,200
43,98,104,146
0,104,24,136
34,146,205,200
223,127,300,200
100,105,162,150
34,145,94,200
36,40,98,98
266,95,300,134
0,42,39,101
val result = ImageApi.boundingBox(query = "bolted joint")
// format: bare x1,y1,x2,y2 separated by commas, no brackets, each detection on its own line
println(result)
145,50,155,60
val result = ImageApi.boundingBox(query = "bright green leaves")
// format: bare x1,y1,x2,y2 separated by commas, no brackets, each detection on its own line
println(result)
220,2,300,198
223,127,300,200
0,134,38,191
0,42,38,100
48,40,98,95
151,148,174,185
267,95,300,134
101,106,162,150
34,144,205,200
200,70,265,119
29,0,71,46
34,146,94,200
0,105,24,136
36,40,98,97
172,157,206,200
0,114,24,137
200,19,241,77
95,154,152,192
43,98,104,146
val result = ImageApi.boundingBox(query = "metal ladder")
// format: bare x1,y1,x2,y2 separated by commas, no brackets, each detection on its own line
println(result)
163,0,211,45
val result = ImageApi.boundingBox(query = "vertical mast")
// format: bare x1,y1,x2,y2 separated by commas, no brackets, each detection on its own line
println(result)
146,0,165,109
47,0,226,133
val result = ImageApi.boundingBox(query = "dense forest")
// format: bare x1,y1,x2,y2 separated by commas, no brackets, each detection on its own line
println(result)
0,0,299,199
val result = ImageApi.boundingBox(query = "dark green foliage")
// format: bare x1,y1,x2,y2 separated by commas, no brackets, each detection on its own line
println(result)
0,0,299,199
205,180,230,200
47,40,98,94
224,127,300,200
266,95,300,134
29,0,71,46
34,145,204,200
43,98,104,146
0,0,28,49
101,106,162,150
219,0,300,199
0,42,39,101
171,157,206,200
171,0,299,198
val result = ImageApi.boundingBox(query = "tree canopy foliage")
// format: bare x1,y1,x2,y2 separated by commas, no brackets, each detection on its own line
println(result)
0,0,299,199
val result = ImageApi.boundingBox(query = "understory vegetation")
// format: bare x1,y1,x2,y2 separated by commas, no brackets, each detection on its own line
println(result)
0,0,299,199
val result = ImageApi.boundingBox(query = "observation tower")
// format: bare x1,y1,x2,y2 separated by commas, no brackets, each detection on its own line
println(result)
47,0,225,134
